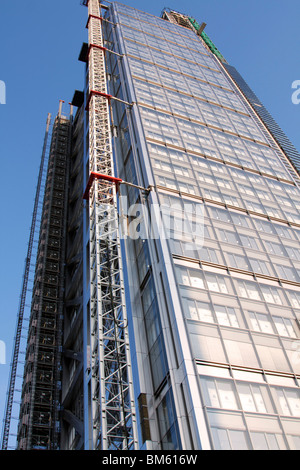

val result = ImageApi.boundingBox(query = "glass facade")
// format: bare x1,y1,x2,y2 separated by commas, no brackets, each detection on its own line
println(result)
101,2,300,450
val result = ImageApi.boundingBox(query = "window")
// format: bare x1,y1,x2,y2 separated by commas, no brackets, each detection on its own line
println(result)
240,234,259,250
210,162,225,174
203,188,222,202
223,194,240,206
275,264,300,282
250,432,286,450
230,168,247,181
214,305,239,327
170,214,192,235
153,160,172,172
286,246,300,261
215,177,232,189
198,247,219,264
177,267,230,293
238,184,256,197
285,210,300,224
249,258,270,276
189,270,204,288
285,184,299,196
191,155,208,167
211,428,250,450
142,277,168,390
196,303,213,324
157,391,181,450
265,241,286,257
288,291,300,308
157,175,177,190
201,377,238,410
206,273,228,293
231,212,250,228
261,285,282,305
170,239,198,258
227,253,249,270
248,173,262,185
255,219,275,234
209,206,231,223
174,165,189,177
275,195,292,207
273,316,298,338
202,374,300,421
248,311,274,334
237,280,261,300
169,148,187,162
246,200,264,214
198,172,214,185
149,143,168,157
274,388,300,417
237,382,271,413
183,299,240,327
183,299,214,323
218,229,240,245
178,181,196,195
176,266,205,289
288,434,300,450
257,190,272,202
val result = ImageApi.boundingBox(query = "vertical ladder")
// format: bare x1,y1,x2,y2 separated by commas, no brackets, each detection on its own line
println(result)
84,0,137,450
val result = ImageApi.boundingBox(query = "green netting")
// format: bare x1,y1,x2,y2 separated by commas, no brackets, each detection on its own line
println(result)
188,17,226,62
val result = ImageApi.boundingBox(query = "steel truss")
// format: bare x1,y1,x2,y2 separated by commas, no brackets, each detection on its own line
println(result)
84,0,137,450
1,115,52,450
17,105,72,450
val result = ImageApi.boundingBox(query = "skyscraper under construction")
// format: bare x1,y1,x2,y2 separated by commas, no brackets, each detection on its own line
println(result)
2,1,300,451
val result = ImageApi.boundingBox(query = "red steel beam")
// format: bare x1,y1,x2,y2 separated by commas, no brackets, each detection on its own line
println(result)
85,90,112,110
89,43,107,55
86,14,103,29
81,44,108,63
83,172,123,200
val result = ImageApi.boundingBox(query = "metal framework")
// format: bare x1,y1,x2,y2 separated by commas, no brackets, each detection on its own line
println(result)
84,0,137,450
1,114,52,450
17,104,72,450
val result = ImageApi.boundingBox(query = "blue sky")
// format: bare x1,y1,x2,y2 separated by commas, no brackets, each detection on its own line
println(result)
0,0,299,439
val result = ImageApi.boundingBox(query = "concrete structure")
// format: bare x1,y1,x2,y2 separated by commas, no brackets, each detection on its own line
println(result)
2,2,300,451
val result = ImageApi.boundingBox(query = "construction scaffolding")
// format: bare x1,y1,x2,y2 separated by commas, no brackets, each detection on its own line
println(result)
1,114,52,450
16,103,72,450
83,0,137,450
